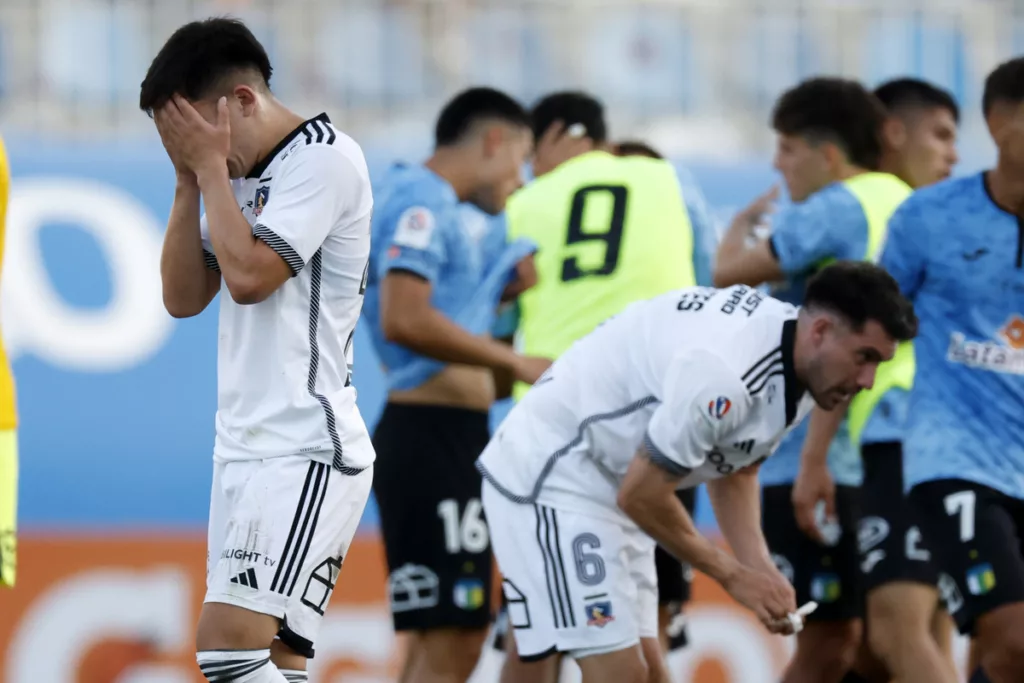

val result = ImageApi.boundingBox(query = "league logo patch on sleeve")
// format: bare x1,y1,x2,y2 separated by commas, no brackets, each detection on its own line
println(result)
393,206,436,250
708,396,732,420
253,185,270,217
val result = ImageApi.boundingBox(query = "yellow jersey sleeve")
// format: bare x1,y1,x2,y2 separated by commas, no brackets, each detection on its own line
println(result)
0,134,16,430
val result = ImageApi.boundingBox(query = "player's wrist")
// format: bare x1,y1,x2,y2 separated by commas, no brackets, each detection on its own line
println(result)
193,159,230,188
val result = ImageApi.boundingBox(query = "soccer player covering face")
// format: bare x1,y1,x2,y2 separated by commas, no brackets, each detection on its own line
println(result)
877,57,1024,683
791,78,961,683
477,262,916,683
714,77,910,682
362,88,549,683
492,92,716,683
141,18,376,683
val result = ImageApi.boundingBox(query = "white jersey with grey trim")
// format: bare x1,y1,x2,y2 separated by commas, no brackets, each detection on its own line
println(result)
476,285,814,524
199,113,375,474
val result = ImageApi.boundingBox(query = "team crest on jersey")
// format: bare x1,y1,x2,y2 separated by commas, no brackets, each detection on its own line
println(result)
584,600,615,627
708,396,732,420
253,185,270,216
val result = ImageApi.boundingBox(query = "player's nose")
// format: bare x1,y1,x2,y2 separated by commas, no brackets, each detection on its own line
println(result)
858,364,878,390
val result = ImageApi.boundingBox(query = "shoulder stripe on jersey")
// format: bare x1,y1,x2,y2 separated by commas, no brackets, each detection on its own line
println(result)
741,346,782,382
749,368,784,395
746,358,783,392
271,462,324,593
253,224,304,275
302,120,338,147
306,249,365,475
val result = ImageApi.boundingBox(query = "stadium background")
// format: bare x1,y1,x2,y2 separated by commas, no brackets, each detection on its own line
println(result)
0,0,1013,680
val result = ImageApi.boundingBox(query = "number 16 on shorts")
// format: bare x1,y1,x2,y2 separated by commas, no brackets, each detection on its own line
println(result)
437,498,489,554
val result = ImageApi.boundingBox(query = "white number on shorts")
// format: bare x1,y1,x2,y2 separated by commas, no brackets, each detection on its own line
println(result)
437,498,489,554
571,533,606,586
944,490,976,542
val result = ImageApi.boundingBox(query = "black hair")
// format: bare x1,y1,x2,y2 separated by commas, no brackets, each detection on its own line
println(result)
771,77,887,170
139,17,272,116
434,87,531,147
530,91,607,144
873,78,960,123
983,57,1024,117
804,261,917,342
614,140,663,159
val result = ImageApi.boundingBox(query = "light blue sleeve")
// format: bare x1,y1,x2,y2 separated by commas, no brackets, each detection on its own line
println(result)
677,168,717,287
769,186,866,275
878,198,927,300
378,204,448,284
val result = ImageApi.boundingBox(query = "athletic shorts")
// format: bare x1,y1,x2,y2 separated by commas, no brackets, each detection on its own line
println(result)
205,455,372,658
910,479,1024,635
858,442,939,594
483,480,659,662
0,429,17,588
763,484,863,621
373,402,493,631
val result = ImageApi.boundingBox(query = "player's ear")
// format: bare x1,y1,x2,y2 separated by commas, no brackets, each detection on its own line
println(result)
809,313,833,348
882,116,906,151
233,84,258,117
480,124,506,159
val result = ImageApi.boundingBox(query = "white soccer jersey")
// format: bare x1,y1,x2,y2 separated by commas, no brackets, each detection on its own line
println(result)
200,114,374,474
477,285,815,523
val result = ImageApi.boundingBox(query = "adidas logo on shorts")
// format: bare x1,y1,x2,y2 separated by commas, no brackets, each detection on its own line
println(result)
230,568,259,589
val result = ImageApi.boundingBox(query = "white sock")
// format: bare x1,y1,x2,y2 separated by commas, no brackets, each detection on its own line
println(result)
279,670,308,683
196,649,287,682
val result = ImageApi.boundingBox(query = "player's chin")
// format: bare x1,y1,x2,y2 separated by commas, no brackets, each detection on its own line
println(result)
810,389,843,411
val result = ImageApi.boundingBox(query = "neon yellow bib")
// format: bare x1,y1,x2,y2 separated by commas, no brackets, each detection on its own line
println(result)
841,173,915,448
507,151,697,399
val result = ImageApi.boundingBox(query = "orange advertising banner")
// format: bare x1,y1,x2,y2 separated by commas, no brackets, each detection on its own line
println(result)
0,534,798,683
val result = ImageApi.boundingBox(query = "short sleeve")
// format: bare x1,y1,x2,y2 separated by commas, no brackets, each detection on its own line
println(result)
645,351,750,476
378,205,448,284
253,145,368,276
769,188,865,274
199,214,220,272
676,167,717,287
878,198,927,300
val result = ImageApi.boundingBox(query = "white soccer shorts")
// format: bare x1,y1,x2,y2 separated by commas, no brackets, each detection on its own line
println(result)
482,480,658,660
205,455,372,656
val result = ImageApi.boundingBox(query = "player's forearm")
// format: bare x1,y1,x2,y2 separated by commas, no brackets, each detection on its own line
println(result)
706,470,775,573
619,482,740,586
713,212,759,287
161,176,216,318
800,401,848,471
385,305,520,372
197,166,263,290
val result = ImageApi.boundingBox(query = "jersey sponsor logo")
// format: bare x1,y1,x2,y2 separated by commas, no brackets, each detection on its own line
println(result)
393,206,436,250
584,599,615,627
946,314,1024,375
253,185,270,217
708,396,732,419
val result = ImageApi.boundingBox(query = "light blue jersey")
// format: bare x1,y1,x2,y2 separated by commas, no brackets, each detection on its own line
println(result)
759,182,867,487
678,165,717,287
880,173,1024,498
363,164,536,391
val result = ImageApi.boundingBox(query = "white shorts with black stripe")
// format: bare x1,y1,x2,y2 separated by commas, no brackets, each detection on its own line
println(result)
205,455,372,657
482,480,658,661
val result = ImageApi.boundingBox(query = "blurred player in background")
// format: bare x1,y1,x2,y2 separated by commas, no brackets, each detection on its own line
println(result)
479,262,917,683
494,90,715,682
142,18,377,683
0,133,16,591
364,87,548,683
792,78,960,683
714,77,910,683
878,57,1024,683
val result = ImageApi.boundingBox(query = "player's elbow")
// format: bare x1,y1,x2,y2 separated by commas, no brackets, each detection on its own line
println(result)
223,272,275,305
162,289,208,319
381,309,421,347
712,264,738,288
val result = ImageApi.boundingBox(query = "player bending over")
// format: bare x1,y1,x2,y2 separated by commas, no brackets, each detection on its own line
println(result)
142,19,375,683
478,262,916,683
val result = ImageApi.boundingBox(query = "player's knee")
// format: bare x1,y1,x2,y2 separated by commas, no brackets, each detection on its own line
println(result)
195,603,280,652
979,631,1024,682
866,585,932,659
793,621,861,677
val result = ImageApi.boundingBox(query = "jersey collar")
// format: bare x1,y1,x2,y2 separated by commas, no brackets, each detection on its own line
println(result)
780,318,803,426
246,113,331,179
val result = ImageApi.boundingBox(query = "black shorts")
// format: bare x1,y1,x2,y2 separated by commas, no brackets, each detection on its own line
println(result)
858,442,939,594
372,402,493,631
763,484,863,621
910,479,1024,635
655,488,698,651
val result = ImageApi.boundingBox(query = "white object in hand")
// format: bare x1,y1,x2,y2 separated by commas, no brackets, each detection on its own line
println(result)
786,601,818,634
566,123,587,138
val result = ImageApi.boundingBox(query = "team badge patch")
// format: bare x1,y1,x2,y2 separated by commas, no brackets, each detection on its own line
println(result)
708,396,732,419
584,600,615,627
393,206,436,250
966,563,996,595
253,185,270,217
